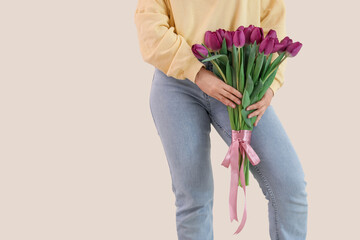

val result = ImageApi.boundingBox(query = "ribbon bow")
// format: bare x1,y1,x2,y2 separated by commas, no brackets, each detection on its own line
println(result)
221,129,261,234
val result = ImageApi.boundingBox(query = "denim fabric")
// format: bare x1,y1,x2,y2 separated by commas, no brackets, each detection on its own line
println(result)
149,61,308,240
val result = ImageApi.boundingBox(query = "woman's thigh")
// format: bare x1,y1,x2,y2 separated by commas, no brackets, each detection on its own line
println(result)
149,68,214,206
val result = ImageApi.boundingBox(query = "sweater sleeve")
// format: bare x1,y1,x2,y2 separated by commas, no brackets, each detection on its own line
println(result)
260,0,287,96
134,0,206,83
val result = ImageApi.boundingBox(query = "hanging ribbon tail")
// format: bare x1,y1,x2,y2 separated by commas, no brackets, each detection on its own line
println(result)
229,140,240,223
240,141,261,166
221,140,239,168
234,148,247,234
221,140,240,222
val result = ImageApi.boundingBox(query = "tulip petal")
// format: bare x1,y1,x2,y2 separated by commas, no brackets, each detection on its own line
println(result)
286,42,302,57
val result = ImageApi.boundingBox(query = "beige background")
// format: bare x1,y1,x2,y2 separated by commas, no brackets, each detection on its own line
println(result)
0,0,359,239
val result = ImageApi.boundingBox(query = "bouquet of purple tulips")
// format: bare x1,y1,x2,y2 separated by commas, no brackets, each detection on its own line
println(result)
191,24,302,234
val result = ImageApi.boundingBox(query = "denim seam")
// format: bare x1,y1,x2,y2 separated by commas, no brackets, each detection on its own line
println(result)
253,165,280,240
212,115,232,138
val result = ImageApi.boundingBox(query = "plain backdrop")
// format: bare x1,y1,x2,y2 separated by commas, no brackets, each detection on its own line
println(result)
0,0,359,239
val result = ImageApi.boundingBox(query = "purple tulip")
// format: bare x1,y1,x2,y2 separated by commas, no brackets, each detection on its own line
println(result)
216,28,226,40
274,37,279,45
286,42,302,57
237,26,245,31
266,29,277,39
259,37,275,55
243,24,255,44
192,44,209,59
247,24,255,31
257,30,278,54
224,31,234,49
204,31,222,51
233,29,245,48
212,28,227,49
250,27,264,44
273,36,293,53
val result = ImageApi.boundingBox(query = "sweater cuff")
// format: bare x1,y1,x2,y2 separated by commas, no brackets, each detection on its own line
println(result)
183,57,206,84
269,78,283,96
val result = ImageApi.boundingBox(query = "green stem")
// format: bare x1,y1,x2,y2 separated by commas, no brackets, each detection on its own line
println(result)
279,55,288,65
238,104,242,131
245,156,249,186
200,46,227,82
211,60,226,83
262,55,287,82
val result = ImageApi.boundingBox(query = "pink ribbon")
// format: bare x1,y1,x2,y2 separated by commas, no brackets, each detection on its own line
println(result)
221,130,261,234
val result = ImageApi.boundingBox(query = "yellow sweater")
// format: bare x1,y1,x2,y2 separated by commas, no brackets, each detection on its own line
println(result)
134,0,287,95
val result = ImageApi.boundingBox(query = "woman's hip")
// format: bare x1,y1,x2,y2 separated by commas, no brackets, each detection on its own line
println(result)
150,67,210,112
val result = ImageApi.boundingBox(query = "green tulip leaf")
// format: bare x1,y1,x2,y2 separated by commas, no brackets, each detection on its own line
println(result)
232,45,239,73
246,44,257,75
241,108,253,128
233,103,239,130
220,38,228,55
241,89,251,108
226,61,232,86
201,54,228,63
259,67,279,99
239,48,245,92
231,63,237,89
250,114,258,125
212,65,222,80
265,52,285,77
253,52,265,83
227,105,235,130
243,45,251,69
245,73,254,95
261,53,273,79
250,80,263,104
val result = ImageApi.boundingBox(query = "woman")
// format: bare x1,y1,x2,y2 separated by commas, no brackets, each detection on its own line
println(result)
134,0,308,239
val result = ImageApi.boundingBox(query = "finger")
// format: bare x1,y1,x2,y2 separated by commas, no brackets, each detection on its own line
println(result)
246,99,264,111
220,88,241,105
247,107,263,119
254,106,268,126
254,112,264,126
223,83,242,99
216,93,236,108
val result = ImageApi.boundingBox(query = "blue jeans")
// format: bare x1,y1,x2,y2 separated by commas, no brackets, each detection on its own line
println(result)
149,61,308,240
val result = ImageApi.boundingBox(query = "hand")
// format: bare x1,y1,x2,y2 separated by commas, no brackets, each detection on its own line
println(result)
195,67,242,108
246,88,274,127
